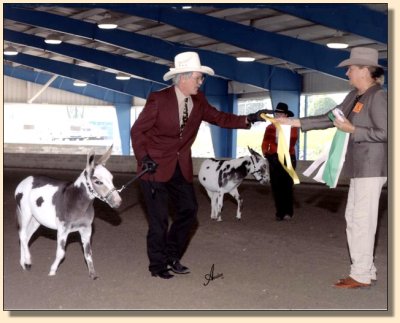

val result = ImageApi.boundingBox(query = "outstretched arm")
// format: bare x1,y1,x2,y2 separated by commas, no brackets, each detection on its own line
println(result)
275,117,301,128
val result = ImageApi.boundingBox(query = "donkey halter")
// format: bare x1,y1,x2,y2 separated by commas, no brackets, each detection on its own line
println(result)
84,170,116,203
249,155,266,180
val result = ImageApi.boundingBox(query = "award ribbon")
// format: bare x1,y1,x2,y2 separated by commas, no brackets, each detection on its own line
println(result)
321,129,349,188
302,111,350,188
261,113,300,184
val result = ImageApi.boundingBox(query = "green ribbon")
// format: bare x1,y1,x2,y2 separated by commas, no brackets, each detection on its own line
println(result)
322,129,349,188
302,111,349,188
320,111,349,188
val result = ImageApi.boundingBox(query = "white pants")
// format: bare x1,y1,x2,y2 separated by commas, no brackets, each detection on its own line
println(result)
345,177,387,284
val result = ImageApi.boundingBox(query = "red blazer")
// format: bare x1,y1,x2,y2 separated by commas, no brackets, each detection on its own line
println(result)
131,86,248,182
262,123,298,156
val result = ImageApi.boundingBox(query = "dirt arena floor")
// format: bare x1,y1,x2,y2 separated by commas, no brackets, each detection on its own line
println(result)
3,167,389,312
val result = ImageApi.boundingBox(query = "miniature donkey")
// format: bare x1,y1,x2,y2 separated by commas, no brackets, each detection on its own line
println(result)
14,146,121,279
199,147,269,222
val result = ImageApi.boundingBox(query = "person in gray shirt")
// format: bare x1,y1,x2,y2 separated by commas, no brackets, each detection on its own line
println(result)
278,47,387,289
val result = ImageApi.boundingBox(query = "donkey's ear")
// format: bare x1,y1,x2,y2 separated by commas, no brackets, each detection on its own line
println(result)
86,149,96,171
97,145,113,166
248,146,261,160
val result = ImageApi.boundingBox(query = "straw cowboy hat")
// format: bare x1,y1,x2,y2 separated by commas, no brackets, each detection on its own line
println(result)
274,102,294,117
337,47,382,68
163,51,215,81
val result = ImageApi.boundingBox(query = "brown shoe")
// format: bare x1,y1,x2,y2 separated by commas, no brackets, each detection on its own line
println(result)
334,277,371,289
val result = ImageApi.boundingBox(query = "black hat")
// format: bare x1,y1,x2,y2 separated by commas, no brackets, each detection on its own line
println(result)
274,102,294,117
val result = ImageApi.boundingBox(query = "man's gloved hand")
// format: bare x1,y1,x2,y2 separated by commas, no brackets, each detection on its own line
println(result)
141,155,158,174
247,109,274,124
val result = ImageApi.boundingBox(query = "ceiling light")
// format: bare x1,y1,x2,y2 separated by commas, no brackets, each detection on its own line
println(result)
182,6,192,9
45,34,62,45
115,72,131,80
73,80,87,87
236,56,255,62
327,32,349,49
4,45,18,56
327,39,349,49
97,17,118,29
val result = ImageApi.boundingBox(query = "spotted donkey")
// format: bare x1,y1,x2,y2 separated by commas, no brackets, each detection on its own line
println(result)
14,146,121,279
199,147,269,222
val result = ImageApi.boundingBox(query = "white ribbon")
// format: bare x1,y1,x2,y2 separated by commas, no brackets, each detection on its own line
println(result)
303,130,350,188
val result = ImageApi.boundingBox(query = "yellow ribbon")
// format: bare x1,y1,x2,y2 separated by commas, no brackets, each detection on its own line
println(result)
261,113,300,184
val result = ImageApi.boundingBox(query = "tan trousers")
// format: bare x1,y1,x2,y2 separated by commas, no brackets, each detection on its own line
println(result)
345,177,387,284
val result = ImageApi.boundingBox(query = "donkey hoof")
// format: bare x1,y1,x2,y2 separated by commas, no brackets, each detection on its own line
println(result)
24,264,32,270
89,274,98,280
48,271,56,276
217,217,223,222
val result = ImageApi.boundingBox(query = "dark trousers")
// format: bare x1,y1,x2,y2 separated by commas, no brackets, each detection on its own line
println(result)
266,154,296,219
139,164,198,274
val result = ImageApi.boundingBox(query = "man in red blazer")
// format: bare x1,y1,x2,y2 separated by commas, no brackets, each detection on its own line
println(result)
131,52,269,279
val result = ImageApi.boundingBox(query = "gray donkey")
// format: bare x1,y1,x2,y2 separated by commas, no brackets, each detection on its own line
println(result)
14,146,121,279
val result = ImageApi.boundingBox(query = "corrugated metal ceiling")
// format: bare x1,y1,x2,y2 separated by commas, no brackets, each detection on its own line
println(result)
3,3,388,94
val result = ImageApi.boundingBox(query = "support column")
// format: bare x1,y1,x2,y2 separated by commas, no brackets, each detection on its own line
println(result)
207,93,238,158
203,77,237,158
230,93,239,158
115,103,132,155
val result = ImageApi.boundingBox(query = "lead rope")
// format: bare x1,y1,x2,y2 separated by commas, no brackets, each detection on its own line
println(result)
116,168,150,193
85,168,149,202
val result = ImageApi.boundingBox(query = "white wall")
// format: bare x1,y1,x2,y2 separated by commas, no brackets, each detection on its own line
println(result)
4,151,350,186
4,76,108,105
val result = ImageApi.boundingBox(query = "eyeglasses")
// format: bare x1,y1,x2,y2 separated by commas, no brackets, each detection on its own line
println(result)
190,74,205,83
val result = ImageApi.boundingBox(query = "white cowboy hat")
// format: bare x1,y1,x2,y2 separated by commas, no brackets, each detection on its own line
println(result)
337,47,382,68
163,51,215,81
